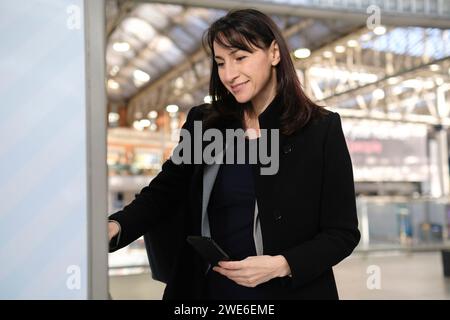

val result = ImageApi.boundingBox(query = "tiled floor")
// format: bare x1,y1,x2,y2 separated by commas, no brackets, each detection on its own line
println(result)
109,251,450,300
334,251,450,299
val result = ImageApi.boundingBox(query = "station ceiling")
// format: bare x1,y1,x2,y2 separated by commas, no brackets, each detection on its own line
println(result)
105,0,450,125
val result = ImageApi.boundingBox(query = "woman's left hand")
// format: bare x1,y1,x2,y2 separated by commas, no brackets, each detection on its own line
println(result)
212,255,291,287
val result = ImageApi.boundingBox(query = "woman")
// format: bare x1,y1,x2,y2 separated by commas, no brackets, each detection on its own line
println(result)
108,8,360,300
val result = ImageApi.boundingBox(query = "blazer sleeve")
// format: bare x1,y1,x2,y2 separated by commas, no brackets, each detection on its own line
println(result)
281,112,361,288
108,106,200,252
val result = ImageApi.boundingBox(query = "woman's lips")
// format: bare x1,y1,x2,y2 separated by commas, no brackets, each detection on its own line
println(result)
231,81,249,93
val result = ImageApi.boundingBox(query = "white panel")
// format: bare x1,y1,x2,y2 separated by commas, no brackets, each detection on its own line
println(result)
0,0,88,299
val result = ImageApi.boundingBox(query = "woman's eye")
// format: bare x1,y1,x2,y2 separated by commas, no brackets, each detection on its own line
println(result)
216,62,224,67
236,56,246,61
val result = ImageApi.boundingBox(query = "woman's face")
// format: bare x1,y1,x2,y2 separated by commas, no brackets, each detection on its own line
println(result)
213,39,280,108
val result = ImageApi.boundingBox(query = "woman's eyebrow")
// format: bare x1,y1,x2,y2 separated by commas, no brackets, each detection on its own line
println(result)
214,48,240,60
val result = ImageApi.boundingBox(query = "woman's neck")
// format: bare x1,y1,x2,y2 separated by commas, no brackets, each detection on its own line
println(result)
243,107,262,139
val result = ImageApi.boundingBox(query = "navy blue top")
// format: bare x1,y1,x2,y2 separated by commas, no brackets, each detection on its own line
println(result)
208,161,256,260
205,138,267,299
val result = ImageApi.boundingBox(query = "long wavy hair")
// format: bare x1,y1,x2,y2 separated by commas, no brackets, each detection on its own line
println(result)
202,8,325,135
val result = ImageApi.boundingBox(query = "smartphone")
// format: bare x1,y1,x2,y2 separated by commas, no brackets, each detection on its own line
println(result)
186,236,230,266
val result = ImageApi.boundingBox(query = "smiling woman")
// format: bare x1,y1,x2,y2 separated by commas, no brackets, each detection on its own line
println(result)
202,9,326,135
213,41,277,110
108,8,360,300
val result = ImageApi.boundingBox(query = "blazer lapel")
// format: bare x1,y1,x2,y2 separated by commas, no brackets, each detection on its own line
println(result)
201,163,220,237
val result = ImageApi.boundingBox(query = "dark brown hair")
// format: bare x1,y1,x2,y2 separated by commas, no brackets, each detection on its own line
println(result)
202,8,326,135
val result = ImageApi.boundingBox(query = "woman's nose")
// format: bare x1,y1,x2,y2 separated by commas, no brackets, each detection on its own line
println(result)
223,63,239,83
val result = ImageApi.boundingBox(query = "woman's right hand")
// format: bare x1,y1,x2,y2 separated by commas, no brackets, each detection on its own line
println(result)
108,221,120,242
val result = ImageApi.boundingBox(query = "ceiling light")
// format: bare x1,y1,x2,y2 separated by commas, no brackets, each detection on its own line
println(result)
148,111,158,119
139,119,151,127
372,88,385,100
108,112,120,123
387,77,400,85
323,51,333,58
334,45,345,53
402,79,423,89
152,35,173,51
110,66,120,76
373,25,386,35
133,69,150,82
347,40,358,47
133,120,144,131
107,79,119,90
429,64,440,72
122,17,156,42
166,104,179,113
393,86,403,95
113,42,130,52
174,77,184,89
294,48,311,59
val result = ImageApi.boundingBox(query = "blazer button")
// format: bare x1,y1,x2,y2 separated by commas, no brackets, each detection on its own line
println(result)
283,144,293,154
273,209,282,221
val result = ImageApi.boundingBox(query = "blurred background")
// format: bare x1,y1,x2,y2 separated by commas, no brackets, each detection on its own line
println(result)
1,0,450,299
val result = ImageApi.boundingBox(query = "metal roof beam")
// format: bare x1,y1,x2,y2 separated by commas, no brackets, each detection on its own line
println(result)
137,0,450,29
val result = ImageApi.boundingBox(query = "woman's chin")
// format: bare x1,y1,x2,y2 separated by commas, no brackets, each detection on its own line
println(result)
233,94,251,104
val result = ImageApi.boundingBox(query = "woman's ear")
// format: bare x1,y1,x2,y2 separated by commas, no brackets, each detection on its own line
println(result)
270,40,280,66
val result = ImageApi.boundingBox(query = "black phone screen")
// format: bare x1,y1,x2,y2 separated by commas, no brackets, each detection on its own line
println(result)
186,236,230,266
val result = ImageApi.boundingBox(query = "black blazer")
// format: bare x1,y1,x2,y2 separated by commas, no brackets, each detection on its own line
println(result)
109,97,360,300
